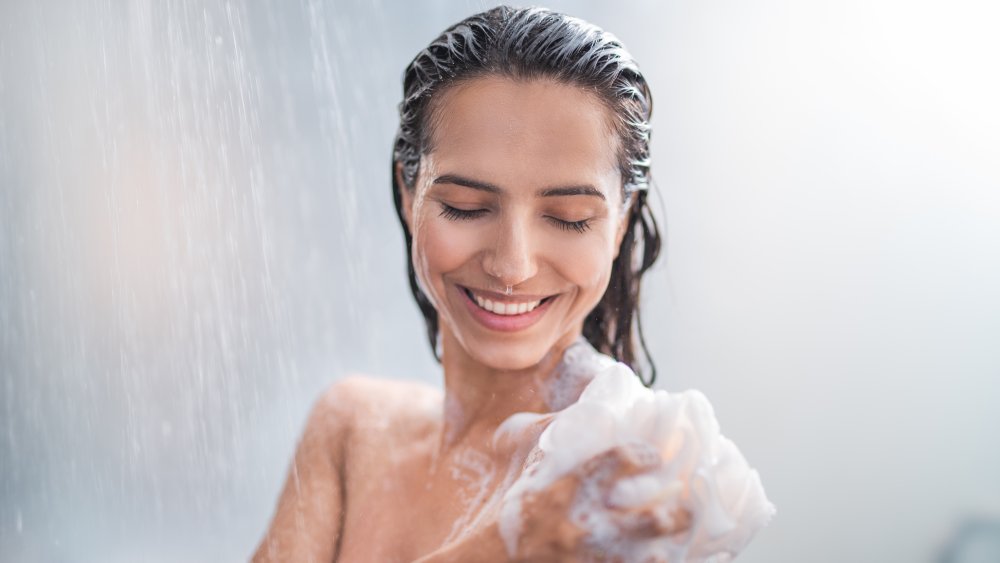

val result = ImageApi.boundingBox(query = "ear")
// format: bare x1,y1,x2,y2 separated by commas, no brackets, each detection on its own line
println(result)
395,162,414,231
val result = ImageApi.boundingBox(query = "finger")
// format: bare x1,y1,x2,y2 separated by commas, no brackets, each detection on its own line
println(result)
580,441,663,481
616,505,693,540
614,441,663,476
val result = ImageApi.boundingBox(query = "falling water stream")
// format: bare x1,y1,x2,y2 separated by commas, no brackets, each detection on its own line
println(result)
3,1,1000,562
0,1,425,559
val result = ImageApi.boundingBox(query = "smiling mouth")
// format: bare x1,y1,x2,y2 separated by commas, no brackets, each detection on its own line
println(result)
460,286,557,316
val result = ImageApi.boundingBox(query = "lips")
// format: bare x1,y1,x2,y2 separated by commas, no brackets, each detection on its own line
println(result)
457,284,558,332
467,289,543,315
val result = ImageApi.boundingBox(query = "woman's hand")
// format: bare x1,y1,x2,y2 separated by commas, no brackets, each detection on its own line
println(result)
415,442,690,563
512,442,690,562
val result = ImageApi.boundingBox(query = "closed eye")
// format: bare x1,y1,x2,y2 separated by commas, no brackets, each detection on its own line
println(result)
546,217,592,233
438,203,593,234
438,204,488,221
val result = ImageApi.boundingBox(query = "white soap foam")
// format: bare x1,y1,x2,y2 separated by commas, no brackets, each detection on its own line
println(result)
496,338,776,562
540,336,617,411
442,447,498,543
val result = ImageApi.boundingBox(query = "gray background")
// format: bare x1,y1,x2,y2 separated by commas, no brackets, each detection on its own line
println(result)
2,0,999,561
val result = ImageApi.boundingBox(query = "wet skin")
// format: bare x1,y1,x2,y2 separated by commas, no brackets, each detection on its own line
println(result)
252,77,671,562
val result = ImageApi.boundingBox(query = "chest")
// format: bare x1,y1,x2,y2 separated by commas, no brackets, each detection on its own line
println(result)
337,432,507,561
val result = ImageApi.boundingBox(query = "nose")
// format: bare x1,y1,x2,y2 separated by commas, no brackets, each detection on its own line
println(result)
482,214,538,288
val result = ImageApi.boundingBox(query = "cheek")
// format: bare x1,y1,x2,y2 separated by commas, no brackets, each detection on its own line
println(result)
546,227,619,293
411,213,478,291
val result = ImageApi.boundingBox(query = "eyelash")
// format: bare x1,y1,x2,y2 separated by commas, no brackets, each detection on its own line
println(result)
438,204,592,234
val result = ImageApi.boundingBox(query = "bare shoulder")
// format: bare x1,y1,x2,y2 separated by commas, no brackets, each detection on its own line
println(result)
252,374,440,562
312,374,443,436
317,374,442,412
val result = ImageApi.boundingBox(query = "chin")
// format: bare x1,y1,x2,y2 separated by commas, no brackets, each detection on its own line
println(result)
465,333,551,372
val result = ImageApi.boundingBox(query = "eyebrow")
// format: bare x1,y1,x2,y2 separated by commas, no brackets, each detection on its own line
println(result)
432,174,606,200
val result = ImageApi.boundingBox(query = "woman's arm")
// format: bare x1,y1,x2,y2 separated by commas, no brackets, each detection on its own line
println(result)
251,378,360,562
411,521,508,563
414,446,688,563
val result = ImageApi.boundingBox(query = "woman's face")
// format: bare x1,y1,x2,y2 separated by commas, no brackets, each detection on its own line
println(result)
399,76,630,371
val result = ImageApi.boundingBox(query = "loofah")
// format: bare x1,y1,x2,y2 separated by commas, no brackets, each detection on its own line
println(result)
496,338,775,562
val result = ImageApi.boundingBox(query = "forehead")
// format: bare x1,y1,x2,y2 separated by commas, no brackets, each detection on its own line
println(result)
425,76,620,193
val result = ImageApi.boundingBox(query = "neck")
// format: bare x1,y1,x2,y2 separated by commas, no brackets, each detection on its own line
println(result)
436,326,584,455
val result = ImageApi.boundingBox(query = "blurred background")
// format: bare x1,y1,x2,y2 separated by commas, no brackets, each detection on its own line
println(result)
2,0,998,561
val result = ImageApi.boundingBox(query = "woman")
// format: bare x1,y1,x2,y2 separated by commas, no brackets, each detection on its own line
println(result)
254,6,673,561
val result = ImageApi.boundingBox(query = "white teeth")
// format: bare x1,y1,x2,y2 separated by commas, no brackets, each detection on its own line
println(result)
471,291,542,316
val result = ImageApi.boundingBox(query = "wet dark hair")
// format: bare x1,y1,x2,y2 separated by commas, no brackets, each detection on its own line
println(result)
391,5,662,386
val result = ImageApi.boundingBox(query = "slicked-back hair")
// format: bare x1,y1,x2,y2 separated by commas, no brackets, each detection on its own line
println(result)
391,5,662,386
